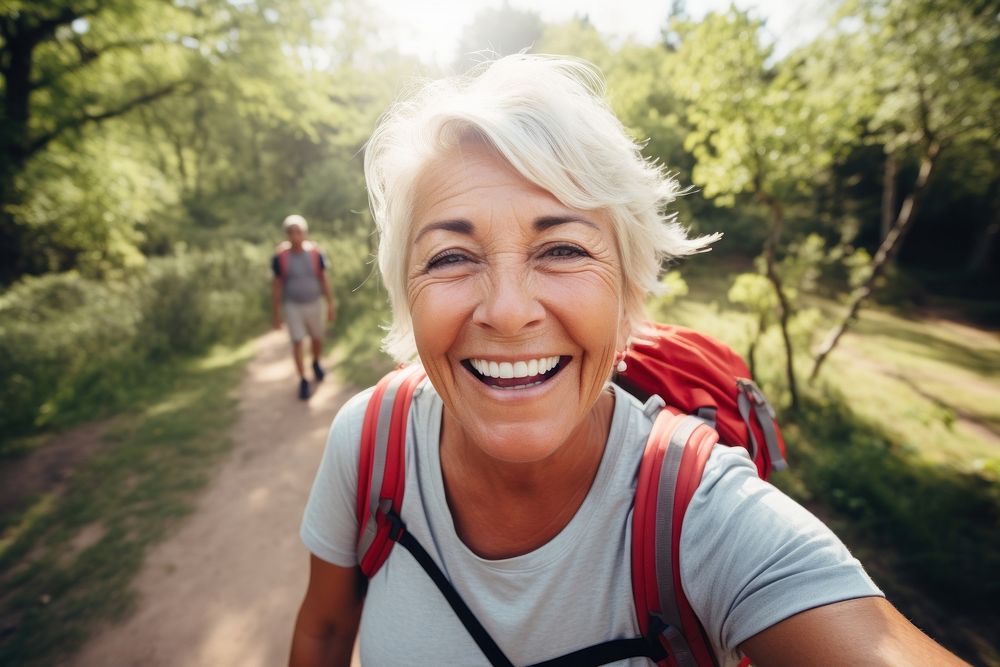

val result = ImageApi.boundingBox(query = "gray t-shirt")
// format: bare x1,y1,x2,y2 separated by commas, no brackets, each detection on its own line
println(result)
272,250,325,303
301,381,882,666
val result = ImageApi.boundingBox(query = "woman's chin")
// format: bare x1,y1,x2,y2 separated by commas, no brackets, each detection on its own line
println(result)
455,418,575,463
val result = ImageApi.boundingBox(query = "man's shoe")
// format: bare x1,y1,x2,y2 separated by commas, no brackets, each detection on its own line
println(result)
299,378,310,400
313,360,325,383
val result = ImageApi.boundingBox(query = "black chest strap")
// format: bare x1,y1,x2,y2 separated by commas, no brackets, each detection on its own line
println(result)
382,510,669,667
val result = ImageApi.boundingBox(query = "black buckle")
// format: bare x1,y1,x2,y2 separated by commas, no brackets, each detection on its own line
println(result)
384,509,406,542
645,614,671,660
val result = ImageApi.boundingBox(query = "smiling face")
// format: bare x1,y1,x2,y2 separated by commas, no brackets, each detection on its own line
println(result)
407,142,627,463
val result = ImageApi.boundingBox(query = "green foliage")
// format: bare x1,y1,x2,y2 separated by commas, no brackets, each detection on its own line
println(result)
536,18,613,71
669,9,839,206
0,342,253,666
455,4,543,71
791,391,1000,615
0,244,269,447
837,0,1000,155
645,270,691,325
11,134,177,276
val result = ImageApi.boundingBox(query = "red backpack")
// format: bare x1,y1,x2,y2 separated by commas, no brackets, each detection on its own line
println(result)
354,323,787,667
275,240,323,278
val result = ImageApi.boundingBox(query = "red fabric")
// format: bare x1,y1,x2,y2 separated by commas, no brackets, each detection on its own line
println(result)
356,322,783,665
356,371,393,567
631,410,686,639
276,241,322,278
619,322,786,479
357,367,425,577
670,423,720,667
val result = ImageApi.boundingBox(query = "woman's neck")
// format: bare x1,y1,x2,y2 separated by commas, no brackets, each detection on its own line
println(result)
438,388,616,559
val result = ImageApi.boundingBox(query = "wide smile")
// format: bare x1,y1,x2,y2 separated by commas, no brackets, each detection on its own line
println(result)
461,356,571,390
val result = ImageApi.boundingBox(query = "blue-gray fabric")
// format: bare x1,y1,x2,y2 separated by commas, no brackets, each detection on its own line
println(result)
271,251,325,303
300,382,882,666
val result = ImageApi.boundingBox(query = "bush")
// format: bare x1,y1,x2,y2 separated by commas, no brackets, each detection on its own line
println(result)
0,243,271,450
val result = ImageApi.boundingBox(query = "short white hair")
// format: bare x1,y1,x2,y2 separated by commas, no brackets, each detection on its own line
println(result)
364,54,719,363
282,214,308,232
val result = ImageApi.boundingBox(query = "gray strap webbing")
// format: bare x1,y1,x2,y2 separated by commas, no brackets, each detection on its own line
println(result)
737,379,787,472
653,414,703,667
359,368,416,558
695,406,717,429
754,401,787,471
736,391,760,461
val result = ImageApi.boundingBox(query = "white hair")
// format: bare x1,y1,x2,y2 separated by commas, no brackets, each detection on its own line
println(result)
364,54,719,363
282,214,308,232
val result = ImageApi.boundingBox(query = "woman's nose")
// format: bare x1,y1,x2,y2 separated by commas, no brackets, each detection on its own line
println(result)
472,266,545,335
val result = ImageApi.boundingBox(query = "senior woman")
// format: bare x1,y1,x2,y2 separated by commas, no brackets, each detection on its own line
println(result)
289,56,963,666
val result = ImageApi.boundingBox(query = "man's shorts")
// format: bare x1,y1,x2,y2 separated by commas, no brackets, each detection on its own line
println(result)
283,299,325,343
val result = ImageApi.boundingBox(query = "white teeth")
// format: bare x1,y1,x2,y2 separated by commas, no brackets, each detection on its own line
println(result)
468,356,561,379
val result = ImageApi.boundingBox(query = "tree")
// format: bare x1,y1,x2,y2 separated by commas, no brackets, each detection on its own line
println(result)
454,2,543,71
0,0,327,282
668,9,844,409
809,0,1000,381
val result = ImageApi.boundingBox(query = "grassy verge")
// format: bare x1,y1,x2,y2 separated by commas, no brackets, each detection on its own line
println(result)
657,262,1000,665
0,341,254,666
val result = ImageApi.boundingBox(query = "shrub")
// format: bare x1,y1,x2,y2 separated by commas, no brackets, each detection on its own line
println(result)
0,243,271,450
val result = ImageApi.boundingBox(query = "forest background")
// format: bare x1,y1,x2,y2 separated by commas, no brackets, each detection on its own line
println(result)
1,0,998,664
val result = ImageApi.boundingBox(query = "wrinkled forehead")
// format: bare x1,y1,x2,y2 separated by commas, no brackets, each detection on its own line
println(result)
411,142,528,217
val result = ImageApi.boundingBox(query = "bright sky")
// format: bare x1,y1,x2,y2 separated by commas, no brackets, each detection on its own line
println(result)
367,0,832,67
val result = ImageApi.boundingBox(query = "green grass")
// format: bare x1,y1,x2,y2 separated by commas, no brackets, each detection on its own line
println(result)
0,341,254,666
657,263,1000,665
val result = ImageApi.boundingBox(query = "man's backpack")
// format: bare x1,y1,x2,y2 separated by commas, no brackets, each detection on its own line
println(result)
275,240,323,278
354,323,788,667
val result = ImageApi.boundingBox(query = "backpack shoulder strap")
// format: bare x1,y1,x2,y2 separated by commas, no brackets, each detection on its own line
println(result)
308,245,323,275
275,242,291,278
356,365,426,577
274,241,323,277
632,409,720,667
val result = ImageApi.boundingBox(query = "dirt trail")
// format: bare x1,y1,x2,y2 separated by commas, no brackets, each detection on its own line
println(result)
71,330,357,667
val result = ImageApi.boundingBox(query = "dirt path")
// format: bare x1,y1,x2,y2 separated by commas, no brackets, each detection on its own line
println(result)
70,330,357,666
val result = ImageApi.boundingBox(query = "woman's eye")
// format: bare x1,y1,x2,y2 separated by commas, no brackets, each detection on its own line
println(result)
426,251,468,271
544,245,588,259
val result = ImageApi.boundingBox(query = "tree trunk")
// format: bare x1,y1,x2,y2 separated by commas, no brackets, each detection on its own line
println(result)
880,152,898,241
810,141,941,383
747,312,766,380
968,216,999,275
969,178,1000,275
0,21,37,282
761,195,799,411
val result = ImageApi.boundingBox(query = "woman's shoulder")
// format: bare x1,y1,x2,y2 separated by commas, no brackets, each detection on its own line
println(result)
322,385,378,459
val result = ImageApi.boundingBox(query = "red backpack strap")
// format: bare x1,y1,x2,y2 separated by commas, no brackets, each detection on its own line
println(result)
356,365,426,578
303,241,323,276
275,241,323,278
619,322,788,480
276,245,290,278
632,409,719,667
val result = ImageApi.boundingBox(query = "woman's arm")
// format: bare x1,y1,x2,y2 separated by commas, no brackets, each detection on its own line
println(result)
289,555,364,667
740,596,968,667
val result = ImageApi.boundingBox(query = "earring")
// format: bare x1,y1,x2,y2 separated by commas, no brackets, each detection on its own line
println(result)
615,351,628,374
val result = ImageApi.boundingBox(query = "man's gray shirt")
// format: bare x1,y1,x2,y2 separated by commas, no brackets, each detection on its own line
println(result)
271,250,325,303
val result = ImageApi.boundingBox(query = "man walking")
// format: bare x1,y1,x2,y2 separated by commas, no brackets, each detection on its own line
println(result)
271,214,334,400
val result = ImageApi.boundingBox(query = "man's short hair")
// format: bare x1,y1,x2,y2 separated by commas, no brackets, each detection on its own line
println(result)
282,214,308,232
